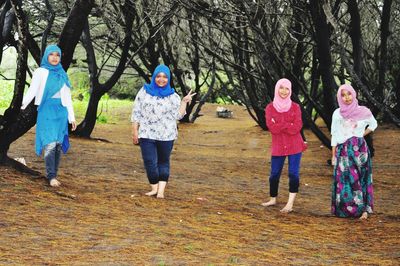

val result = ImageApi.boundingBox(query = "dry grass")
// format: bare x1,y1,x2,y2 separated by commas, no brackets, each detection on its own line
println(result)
1,104,399,265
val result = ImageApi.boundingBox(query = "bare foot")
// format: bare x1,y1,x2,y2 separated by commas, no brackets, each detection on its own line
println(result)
280,205,293,213
261,198,276,207
359,212,368,220
156,193,164,199
145,190,158,196
49,179,61,187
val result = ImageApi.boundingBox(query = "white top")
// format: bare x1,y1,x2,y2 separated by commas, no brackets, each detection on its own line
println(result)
331,108,378,146
131,88,183,141
21,67,75,123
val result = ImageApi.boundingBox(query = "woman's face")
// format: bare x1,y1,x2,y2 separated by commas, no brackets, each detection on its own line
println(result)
341,89,353,105
48,52,60,66
278,86,290,99
155,72,168,87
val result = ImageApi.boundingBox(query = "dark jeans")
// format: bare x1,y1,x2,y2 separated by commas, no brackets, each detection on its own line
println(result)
44,142,62,180
139,138,174,184
269,152,302,197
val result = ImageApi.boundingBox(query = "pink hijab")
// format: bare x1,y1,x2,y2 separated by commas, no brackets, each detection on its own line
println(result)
273,78,292,113
337,84,372,120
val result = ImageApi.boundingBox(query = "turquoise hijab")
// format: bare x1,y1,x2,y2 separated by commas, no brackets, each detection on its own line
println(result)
143,64,175,98
39,45,71,107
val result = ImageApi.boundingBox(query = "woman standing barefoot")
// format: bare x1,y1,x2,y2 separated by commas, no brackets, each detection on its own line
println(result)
131,64,195,198
262,78,306,213
331,84,377,220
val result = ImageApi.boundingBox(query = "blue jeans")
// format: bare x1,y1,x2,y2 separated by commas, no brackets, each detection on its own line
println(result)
44,142,62,180
269,152,302,197
139,138,174,184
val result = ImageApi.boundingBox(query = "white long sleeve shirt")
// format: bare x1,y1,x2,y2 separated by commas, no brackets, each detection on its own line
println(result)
21,67,75,123
331,108,378,146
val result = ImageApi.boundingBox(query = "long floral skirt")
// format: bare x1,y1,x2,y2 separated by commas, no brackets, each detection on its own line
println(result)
331,137,374,218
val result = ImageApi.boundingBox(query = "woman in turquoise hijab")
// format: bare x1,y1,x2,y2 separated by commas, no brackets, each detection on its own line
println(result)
22,45,76,187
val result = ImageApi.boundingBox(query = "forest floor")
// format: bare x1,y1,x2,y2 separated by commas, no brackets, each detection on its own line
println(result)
1,103,399,265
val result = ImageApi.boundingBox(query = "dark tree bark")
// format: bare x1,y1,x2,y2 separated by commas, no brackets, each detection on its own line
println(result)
73,0,134,137
0,0,39,174
177,11,202,122
190,59,216,123
377,0,393,104
0,0,28,140
347,0,363,77
305,48,320,119
395,71,400,117
58,0,94,70
26,32,41,64
308,0,337,128
0,0,12,63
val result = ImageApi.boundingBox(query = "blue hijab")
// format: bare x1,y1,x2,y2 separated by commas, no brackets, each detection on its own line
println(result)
39,45,71,106
143,64,175,98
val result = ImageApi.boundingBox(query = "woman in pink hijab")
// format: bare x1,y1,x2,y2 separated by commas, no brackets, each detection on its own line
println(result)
262,78,306,213
331,84,377,219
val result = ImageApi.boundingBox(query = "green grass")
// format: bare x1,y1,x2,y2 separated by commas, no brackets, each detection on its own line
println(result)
73,97,133,123
0,80,14,114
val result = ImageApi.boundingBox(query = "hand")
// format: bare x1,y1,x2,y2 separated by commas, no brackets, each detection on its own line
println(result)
331,156,337,166
71,121,77,131
132,131,139,145
182,89,197,104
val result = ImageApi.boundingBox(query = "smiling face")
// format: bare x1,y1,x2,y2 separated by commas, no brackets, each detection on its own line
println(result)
47,52,60,66
278,85,290,99
341,89,353,105
155,72,168,88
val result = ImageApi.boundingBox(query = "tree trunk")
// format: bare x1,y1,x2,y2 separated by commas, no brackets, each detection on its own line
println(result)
190,60,216,123
292,94,331,148
0,0,13,63
347,0,363,77
395,71,400,117
73,1,134,137
0,0,29,164
58,0,94,70
377,0,392,104
0,103,38,167
74,91,101,138
309,0,337,128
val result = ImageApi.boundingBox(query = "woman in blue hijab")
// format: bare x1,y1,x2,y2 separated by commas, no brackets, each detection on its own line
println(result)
22,45,76,187
131,64,196,198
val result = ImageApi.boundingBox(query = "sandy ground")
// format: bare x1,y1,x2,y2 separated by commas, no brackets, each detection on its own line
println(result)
1,103,399,265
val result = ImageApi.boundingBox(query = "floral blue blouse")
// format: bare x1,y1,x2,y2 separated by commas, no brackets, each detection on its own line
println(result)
131,88,183,141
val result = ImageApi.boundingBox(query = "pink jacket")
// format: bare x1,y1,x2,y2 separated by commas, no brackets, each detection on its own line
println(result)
265,102,306,156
